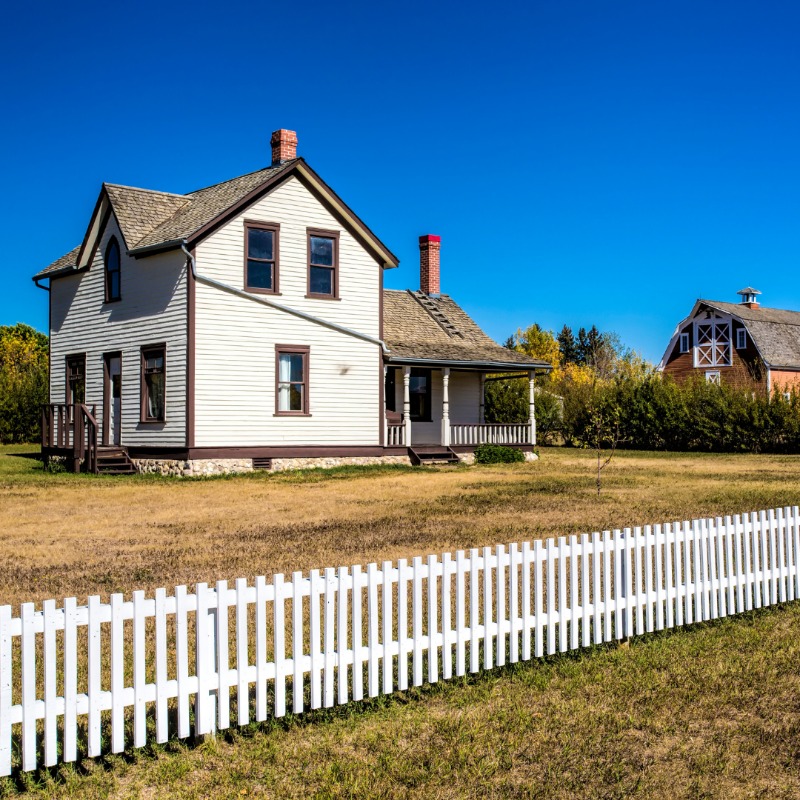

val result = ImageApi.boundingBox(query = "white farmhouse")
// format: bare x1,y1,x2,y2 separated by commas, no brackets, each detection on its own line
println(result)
34,130,550,474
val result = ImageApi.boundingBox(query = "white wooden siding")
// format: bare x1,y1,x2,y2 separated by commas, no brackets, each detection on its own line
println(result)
194,176,382,447
390,370,481,445
49,215,187,446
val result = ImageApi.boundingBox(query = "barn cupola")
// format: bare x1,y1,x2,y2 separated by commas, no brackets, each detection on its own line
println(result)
737,287,761,309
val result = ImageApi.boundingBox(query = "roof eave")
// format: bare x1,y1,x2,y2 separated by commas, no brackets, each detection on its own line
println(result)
385,355,551,371
128,238,187,258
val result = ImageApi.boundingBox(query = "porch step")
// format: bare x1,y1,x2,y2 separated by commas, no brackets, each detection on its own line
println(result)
96,446,137,475
408,446,460,466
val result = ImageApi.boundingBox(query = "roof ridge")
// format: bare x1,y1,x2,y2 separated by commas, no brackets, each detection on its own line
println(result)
185,160,299,196
103,182,189,199
702,299,800,318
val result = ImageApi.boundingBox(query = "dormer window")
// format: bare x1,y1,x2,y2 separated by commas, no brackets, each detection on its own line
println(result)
104,237,121,302
307,229,339,298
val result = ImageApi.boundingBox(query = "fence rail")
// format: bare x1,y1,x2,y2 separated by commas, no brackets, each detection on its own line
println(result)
2,506,799,775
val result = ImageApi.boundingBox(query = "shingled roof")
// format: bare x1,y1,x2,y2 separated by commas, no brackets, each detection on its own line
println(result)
35,157,398,280
383,290,549,370
699,300,800,369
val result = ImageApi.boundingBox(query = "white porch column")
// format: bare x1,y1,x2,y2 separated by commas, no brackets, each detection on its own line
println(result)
441,367,451,446
528,371,536,446
403,366,412,446
383,365,388,445
479,373,486,423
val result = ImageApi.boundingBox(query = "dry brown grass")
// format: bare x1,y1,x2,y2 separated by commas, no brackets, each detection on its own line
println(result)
3,445,800,798
2,446,800,608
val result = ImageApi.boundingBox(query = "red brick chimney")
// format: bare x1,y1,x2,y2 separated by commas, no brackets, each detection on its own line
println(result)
271,129,298,165
419,235,441,296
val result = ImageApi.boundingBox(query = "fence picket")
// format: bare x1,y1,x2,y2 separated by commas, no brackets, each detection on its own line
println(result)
398,558,409,690
235,578,250,725
5,505,800,775
442,552,453,679
483,547,494,669
42,599,58,767
428,554,440,682
0,605,11,777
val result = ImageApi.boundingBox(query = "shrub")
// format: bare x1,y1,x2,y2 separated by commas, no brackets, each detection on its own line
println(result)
474,444,526,464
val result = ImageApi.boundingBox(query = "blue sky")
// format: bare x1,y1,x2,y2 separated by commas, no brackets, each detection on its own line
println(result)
2,0,799,362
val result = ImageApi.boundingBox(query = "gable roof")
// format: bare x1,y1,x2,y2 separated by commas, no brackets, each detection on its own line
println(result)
383,290,550,370
660,298,800,371
34,159,399,280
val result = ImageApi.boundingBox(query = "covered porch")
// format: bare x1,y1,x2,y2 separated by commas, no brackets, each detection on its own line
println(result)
383,361,543,450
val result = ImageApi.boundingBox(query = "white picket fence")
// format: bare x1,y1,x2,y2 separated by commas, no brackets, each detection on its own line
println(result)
2,506,799,775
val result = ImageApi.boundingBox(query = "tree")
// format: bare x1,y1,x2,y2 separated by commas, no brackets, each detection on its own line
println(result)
0,324,49,443
557,325,578,365
510,323,562,371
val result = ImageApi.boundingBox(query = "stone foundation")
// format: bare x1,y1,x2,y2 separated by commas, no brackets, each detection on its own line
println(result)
133,458,254,477
269,455,411,472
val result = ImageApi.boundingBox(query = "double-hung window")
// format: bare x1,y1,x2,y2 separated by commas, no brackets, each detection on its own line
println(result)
409,369,432,421
141,345,166,422
307,229,339,298
275,345,310,415
66,355,86,405
244,221,280,293
104,237,121,302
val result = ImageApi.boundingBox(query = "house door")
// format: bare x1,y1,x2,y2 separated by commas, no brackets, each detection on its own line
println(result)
104,354,122,446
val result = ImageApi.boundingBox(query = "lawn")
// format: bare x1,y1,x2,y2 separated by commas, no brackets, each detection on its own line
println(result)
2,445,800,797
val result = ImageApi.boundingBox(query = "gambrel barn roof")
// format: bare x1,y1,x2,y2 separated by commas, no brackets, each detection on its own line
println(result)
660,298,800,370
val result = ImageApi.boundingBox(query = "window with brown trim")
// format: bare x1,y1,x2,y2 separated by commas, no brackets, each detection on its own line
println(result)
104,237,121,302
66,355,86,405
244,221,280,294
275,345,310,415
141,345,166,422
307,229,339,298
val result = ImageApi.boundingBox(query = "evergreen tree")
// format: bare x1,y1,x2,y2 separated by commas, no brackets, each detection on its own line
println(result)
557,325,578,365
576,327,590,366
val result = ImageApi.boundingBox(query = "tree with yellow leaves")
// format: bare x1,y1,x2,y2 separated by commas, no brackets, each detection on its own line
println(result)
0,323,48,443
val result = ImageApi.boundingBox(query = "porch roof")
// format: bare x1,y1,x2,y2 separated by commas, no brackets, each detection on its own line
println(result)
383,289,550,372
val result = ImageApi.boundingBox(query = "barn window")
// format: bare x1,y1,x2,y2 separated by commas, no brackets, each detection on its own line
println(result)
104,237,121,302
694,320,731,368
736,328,747,349
244,221,280,294
679,332,690,353
141,345,166,422
705,371,721,385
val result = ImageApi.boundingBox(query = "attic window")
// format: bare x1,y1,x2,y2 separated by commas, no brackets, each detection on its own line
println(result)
679,332,689,353
307,230,339,299
104,237,121,302
736,328,747,349
244,221,280,294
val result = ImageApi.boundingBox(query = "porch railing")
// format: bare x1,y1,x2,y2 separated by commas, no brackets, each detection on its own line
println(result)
41,403,99,473
386,423,405,447
450,423,533,446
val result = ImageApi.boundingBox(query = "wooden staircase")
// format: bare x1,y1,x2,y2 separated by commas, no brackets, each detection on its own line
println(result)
95,446,137,475
408,445,460,466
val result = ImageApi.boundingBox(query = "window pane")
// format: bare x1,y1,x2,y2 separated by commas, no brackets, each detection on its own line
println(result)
309,265,333,295
279,353,303,382
109,272,120,299
146,373,165,419
289,384,303,411
248,228,273,260
410,375,427,394
247,260,273,289
310,236,334,266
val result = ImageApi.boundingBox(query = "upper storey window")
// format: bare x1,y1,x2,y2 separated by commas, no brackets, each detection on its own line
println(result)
244,221,280,294
104,237,121,302
307,229,339,299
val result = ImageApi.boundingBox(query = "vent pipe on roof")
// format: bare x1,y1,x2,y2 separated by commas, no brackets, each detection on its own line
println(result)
271,129,298,165
419,234,441,296
737,286,761,309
